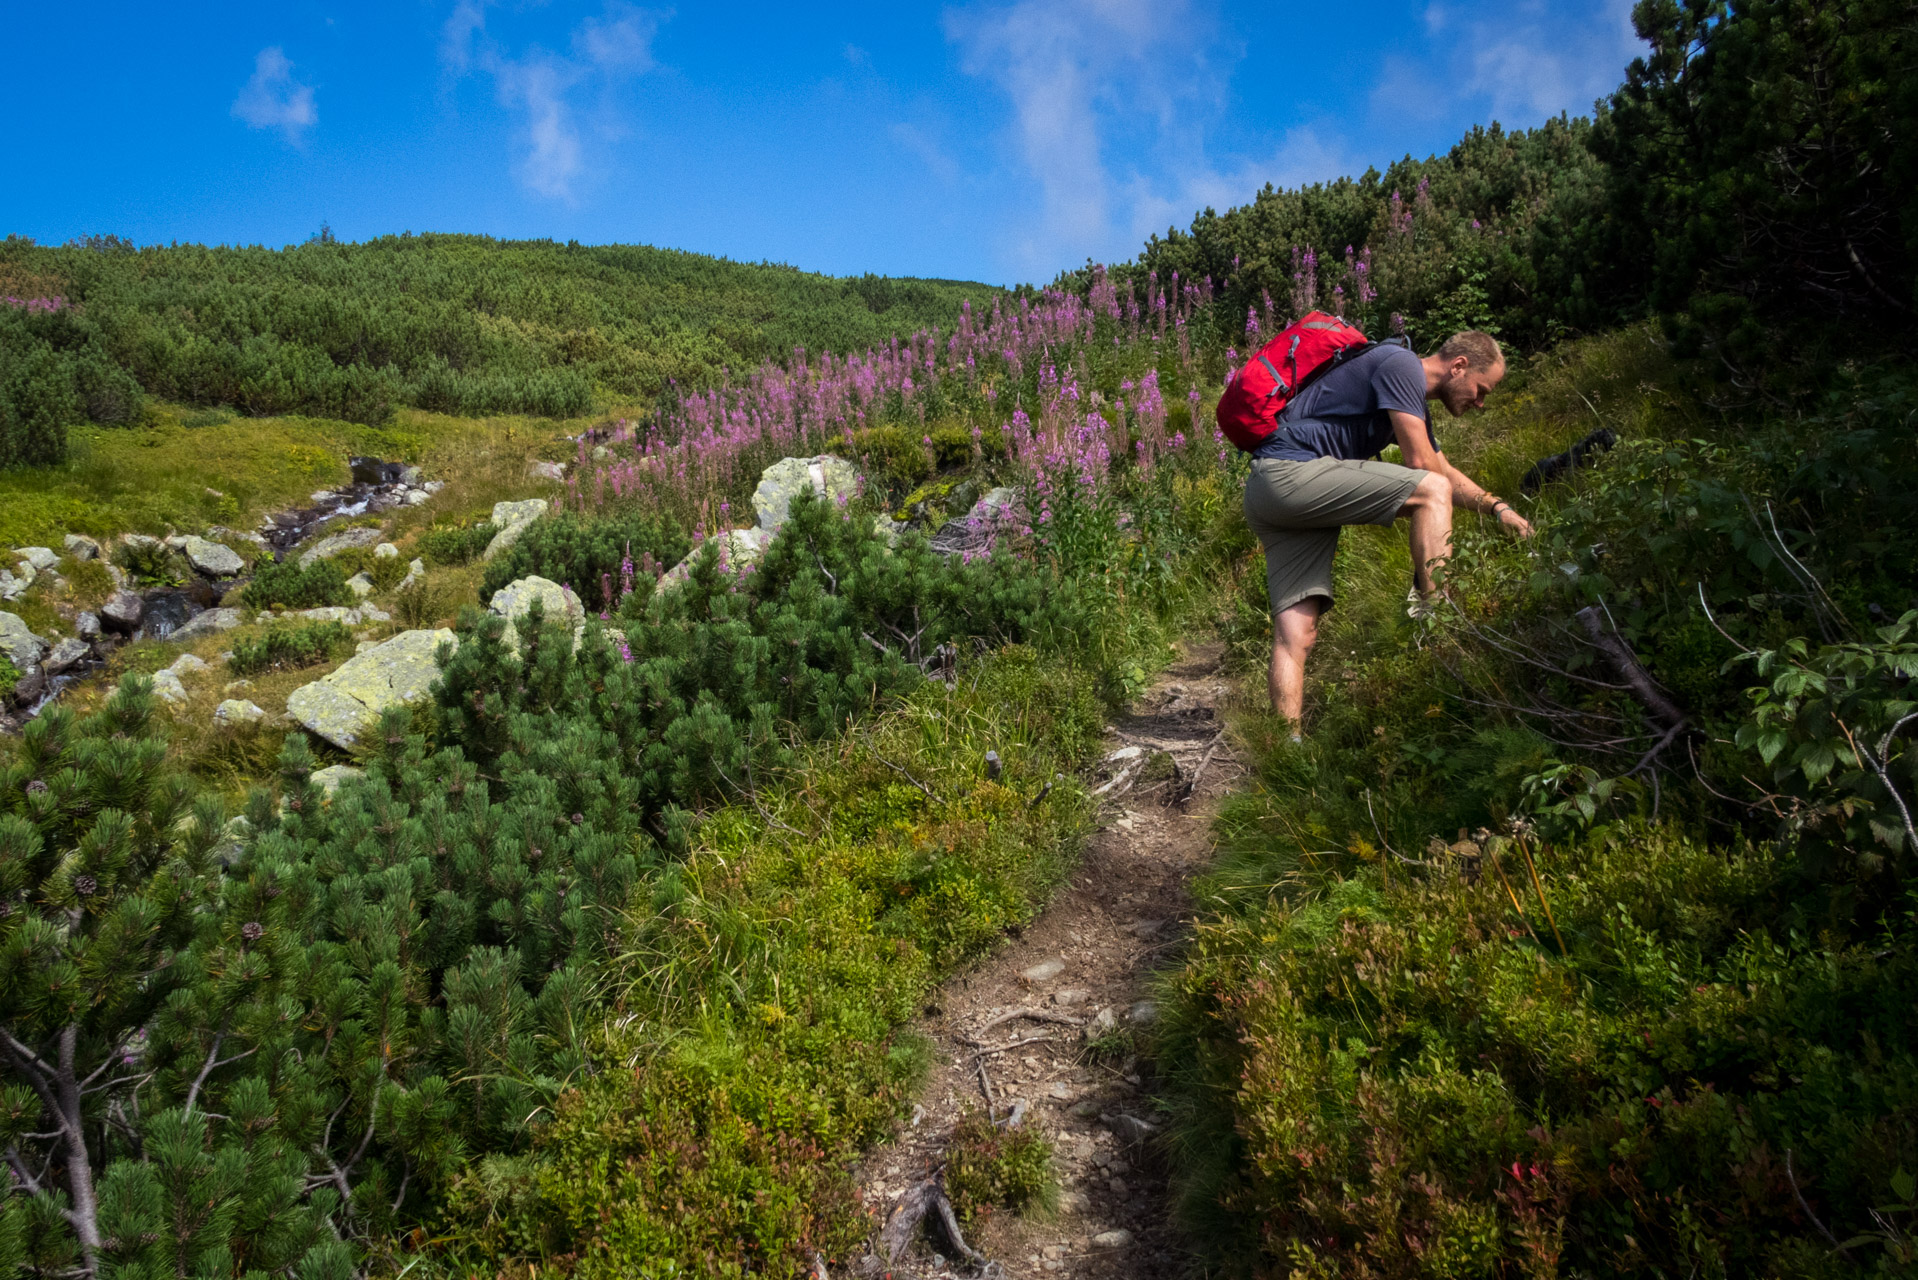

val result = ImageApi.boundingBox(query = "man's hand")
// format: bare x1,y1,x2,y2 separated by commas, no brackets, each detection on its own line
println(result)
1496,504,1535,538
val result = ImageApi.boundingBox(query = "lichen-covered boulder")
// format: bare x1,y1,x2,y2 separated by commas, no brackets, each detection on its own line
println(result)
16,547,58,573
214,699,266,727
170,535,245,578
398,558,426,592
488,576,584,650
173,608,245,641
659,528,769,589
298,525,383,566
0,612,47,670
0,570,25,603
482,498,549,562
374,542,399,559
346,573,374,599
751,455,861,532
63,534,101,561
42,638,89,674
309,765,363,797
285,628,457,750
100,592,144,633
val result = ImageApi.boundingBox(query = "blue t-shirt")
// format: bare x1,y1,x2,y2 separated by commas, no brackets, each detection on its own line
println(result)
1253,341,1437,462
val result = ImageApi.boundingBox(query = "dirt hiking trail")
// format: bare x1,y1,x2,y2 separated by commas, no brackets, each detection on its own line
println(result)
848,641,1238,1279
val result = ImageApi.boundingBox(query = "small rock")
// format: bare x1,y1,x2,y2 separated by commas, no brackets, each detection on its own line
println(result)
1083,1007,1118,1038
1128,1000,1159,1026
424,480,445,494
0,612,49,669
11,666,45,705
100,591,145,633
42,637,90,674
404,489,431,506
1091,1229,1133,1250
64,534,101,561
1107,1176,1129,1198
1105,744,1144,763
1048,1081,1076,1101
1053,987,1090,1007
399,466,423,486
75,611,101,640
298,526,383,567
357,604,390,623
373,542,399,559
168,653,208,676
0,570,24,602
223,679,254,694
346,573,374,599
398,558,426,592
150,670,188,705
295,607,355,624
1106,1113,1159,1144
529,460,566,481
172,608,245,641
1020,957,1066,984
309,765,363,796
592,444,610,460
1043,1243,1069,1259
1069,1099,1102,1119
309,490,336,504
16,547,59,572
213,699,266,727
173,535,244,578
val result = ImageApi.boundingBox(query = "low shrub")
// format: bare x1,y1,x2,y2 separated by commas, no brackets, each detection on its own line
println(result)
111,538,185,587
417,521,496,567
945,1107,1057,1229
477,510,689,612
239,556,352,609
228,620,352,675
334,546,409,592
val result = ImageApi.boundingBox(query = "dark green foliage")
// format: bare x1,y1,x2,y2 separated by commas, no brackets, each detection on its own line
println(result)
433,492,1065,803
1599,0,1918,358
945,1108,1056,1228
228,620,353,675
0,299,143,469
0,234,998,427
417,520,497,567
239,556,352,609
477,510,690,613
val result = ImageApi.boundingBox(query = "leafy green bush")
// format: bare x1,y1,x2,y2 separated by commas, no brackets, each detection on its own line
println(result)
239,556,351,609
228,620,353,675
417,521,496,567
110,537,185,587
945,1108,1056,1228
334,546,409,592
477,510,690,613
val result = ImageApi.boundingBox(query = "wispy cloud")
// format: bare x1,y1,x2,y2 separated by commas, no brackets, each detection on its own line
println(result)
443,2,667,202
1377,0,1643,125
232,47,317,144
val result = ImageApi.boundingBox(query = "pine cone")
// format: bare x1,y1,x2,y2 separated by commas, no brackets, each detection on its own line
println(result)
73,875,98,896
241,921,264,942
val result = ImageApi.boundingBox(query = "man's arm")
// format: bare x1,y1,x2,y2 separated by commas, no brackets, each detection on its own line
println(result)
1388,410,1533,536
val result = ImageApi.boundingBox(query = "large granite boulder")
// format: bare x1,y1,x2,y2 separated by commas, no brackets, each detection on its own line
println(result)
0,612,48,670
285,628,457,750
488,576,584,650
63,534,101,561
100,591,144,633
16,547,58,573
659,528,769,589
150,654,205,707
482,498,549,562
0,570,26,602
214,699,266,727
169,535,245,577
42,638,90,675
298,526,383,567
172,608,245,641
751,455,861,532
309,765,364,797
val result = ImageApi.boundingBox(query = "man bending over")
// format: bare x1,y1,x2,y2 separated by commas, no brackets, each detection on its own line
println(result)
1243,329,1534,730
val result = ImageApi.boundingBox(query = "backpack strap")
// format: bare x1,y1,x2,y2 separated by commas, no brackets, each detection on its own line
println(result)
1255,353,1289,398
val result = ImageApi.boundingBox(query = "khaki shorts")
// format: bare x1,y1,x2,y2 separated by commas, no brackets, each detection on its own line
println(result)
1243,457,1427,613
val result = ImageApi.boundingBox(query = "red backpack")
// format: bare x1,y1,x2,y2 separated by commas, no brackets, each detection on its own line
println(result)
1215,312,1372,452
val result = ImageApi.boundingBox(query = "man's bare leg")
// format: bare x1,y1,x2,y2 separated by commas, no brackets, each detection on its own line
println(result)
1401,471,1454,594
1269,598,1324,730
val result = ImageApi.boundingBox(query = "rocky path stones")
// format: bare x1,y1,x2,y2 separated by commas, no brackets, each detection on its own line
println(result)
851,643,1236,1280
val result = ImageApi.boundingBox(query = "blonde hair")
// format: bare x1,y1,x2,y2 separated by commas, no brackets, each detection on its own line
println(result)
1436,330,1504,369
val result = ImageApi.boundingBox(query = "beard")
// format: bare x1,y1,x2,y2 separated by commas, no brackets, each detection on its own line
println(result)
1436,371,1476,416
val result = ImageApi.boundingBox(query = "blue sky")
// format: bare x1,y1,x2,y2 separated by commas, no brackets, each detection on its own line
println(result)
0,1,1643,286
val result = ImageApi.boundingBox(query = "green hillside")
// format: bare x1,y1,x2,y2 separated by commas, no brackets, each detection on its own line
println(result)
0,232,1001,466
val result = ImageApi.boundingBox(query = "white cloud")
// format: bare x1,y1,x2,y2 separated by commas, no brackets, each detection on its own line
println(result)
444,2,667,202
891,122,960,185
1383,0,1644,125
232,47,317,143
945,0,1221,273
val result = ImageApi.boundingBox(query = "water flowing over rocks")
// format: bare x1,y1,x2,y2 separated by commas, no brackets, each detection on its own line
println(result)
286,629,457,750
